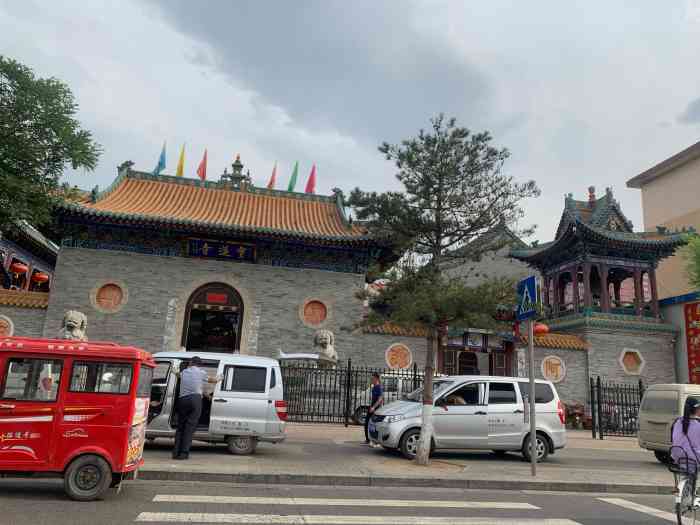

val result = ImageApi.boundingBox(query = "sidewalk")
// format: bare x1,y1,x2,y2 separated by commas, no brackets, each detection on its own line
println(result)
139,424,671,494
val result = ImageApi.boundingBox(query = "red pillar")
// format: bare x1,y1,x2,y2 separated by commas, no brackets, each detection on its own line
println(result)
552,273,560,317
583,262,592,309
633,269,643,316
543,275,551,311
649,267,660,318
572,265,580,312
599,263,610,313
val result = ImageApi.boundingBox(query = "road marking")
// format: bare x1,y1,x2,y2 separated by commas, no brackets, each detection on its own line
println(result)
153,495,538,509
136,514,580,524
598,497,690,523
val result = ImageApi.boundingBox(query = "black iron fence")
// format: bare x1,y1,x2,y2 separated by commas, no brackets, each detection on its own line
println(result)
590,376,644,439
281,359,423,425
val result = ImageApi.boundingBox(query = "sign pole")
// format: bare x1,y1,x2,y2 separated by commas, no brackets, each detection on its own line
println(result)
528,318,536,477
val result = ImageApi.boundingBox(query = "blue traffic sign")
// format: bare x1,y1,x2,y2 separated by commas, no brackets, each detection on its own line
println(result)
516,275,538,321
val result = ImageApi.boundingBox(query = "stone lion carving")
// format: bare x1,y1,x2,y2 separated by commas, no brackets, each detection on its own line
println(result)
57,310,88,341
313,329,337,363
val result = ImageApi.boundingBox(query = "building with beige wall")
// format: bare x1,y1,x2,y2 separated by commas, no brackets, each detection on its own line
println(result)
627,140,700,383
627,140,700,298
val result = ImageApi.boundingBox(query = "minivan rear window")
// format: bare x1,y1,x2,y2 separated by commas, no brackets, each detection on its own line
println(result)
641,391,679,414
222,365,267,393
518,383,555,404
489,382,517,404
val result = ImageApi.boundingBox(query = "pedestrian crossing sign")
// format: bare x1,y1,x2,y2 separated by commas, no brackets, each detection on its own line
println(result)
516,275,538,321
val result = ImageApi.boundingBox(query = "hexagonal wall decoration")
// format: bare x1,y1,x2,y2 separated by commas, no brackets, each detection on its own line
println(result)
619,348,645,375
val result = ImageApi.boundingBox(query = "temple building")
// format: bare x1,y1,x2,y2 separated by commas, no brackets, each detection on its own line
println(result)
0,157,428,370
509,186,687,405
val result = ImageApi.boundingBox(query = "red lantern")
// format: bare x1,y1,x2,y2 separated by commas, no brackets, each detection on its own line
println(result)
32,272,49,283
534,323,550,335
9,262,29,275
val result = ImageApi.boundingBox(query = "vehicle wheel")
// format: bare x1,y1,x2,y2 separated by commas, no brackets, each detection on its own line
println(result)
492,450,508,457
226,436,258,455
677,478,696,525
64,454,113,501
522,433,549,463
400,429,421,460
655,450,672,464
353,406,369,426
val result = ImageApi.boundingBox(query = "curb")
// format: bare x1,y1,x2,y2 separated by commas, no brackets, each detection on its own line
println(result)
138,470,672,495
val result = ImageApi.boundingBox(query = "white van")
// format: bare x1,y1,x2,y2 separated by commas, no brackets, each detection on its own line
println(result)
371,375,566,462
638,383,700,463
146,352,286,454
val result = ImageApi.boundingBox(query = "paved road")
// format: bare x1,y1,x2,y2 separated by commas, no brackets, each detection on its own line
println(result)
0,479,687,524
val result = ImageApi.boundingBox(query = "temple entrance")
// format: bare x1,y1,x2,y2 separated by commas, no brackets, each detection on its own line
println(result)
182,283,244,353
458,351,479,375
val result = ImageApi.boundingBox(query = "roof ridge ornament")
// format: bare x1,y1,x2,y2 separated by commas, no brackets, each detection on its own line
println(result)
219,153,252,191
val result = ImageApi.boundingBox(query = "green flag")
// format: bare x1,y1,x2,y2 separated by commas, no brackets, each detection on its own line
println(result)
287,161,299,192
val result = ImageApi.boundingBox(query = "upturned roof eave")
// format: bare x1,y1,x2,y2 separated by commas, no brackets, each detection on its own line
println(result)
55,203,380,246
510,219,687,263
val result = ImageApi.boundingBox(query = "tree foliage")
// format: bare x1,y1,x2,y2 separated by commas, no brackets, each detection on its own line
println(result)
0,56,101,231
686,234,700,290
350,115,538,464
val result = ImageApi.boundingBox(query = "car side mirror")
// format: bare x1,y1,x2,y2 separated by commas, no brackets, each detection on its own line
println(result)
436,399,448,411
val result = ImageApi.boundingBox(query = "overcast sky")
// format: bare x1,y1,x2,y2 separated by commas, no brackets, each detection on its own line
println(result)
2,0,700,241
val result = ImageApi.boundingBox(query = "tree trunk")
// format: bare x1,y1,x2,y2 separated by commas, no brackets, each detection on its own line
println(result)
415,327,437,466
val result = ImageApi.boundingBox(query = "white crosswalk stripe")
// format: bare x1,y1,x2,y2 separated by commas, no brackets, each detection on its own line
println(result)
135,514,581,524
152,495,539,509
598,497,691,524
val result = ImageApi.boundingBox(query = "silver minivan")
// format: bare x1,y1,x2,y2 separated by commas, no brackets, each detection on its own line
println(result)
146,352,286,455
638,383,700,463
370,375,566,462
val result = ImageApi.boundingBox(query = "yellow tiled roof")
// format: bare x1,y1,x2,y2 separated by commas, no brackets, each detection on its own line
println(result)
519,333,588,351
363,322,428,338
63,171,369,242
0,289,50,309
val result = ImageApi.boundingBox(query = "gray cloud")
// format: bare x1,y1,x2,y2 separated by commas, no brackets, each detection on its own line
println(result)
146,0,491,146
678,97,700,124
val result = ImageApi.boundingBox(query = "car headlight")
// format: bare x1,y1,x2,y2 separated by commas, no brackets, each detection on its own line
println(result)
385,414,405,423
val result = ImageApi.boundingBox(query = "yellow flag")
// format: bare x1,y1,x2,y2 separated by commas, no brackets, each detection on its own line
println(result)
176,144,185,177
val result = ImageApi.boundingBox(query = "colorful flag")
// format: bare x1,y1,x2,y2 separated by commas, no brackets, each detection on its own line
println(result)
176,144,186,177
287,161,299,192
305,164,317,194
267,162,277,189
152,141,166,175
197,149,208,181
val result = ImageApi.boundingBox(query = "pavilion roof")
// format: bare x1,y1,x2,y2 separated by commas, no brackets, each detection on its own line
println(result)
510,217,687,266
0,289,50,309
56,167,374,245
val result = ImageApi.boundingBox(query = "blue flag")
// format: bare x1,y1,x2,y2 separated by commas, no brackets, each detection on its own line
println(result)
152,142,166,175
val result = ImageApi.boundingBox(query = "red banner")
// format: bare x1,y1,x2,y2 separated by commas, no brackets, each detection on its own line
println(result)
685,302,700,384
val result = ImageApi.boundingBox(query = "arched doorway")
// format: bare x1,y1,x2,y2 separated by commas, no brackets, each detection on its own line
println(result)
458,351,479,375
182,283,244,353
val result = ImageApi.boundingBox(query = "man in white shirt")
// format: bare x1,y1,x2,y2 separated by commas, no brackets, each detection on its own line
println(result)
173,356,221,460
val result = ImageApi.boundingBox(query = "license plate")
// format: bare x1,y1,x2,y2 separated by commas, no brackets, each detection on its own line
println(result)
368,422,376,433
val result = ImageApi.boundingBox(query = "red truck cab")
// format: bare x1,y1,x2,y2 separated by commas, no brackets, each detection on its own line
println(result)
0,337,155,500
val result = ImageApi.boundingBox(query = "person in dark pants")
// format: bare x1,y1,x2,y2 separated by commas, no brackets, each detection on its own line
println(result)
364,373,383,446
173,356,221,460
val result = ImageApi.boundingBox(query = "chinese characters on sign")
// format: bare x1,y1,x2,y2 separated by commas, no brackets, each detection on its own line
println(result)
187,239,255,263
685,302,700,384
541,356,566,383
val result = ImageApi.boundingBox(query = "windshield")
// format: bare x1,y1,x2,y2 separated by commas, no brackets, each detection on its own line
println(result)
405,380,454,401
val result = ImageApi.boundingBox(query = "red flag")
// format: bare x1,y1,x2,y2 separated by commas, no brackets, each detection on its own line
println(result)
305,164,316,194
196,149,208,181
267,162,277,189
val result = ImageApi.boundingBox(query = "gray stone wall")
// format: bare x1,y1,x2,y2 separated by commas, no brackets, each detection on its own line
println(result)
0,305,46,337
43,247,426,368
583,327,677,386
518,346,589,406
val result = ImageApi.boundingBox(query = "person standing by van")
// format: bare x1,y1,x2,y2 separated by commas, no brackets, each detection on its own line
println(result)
173,356,221,460
365,373,383,445
671,397,700,470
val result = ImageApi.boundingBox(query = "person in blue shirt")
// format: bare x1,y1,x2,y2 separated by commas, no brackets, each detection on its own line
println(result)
173,356,222,460
365,373,384,445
